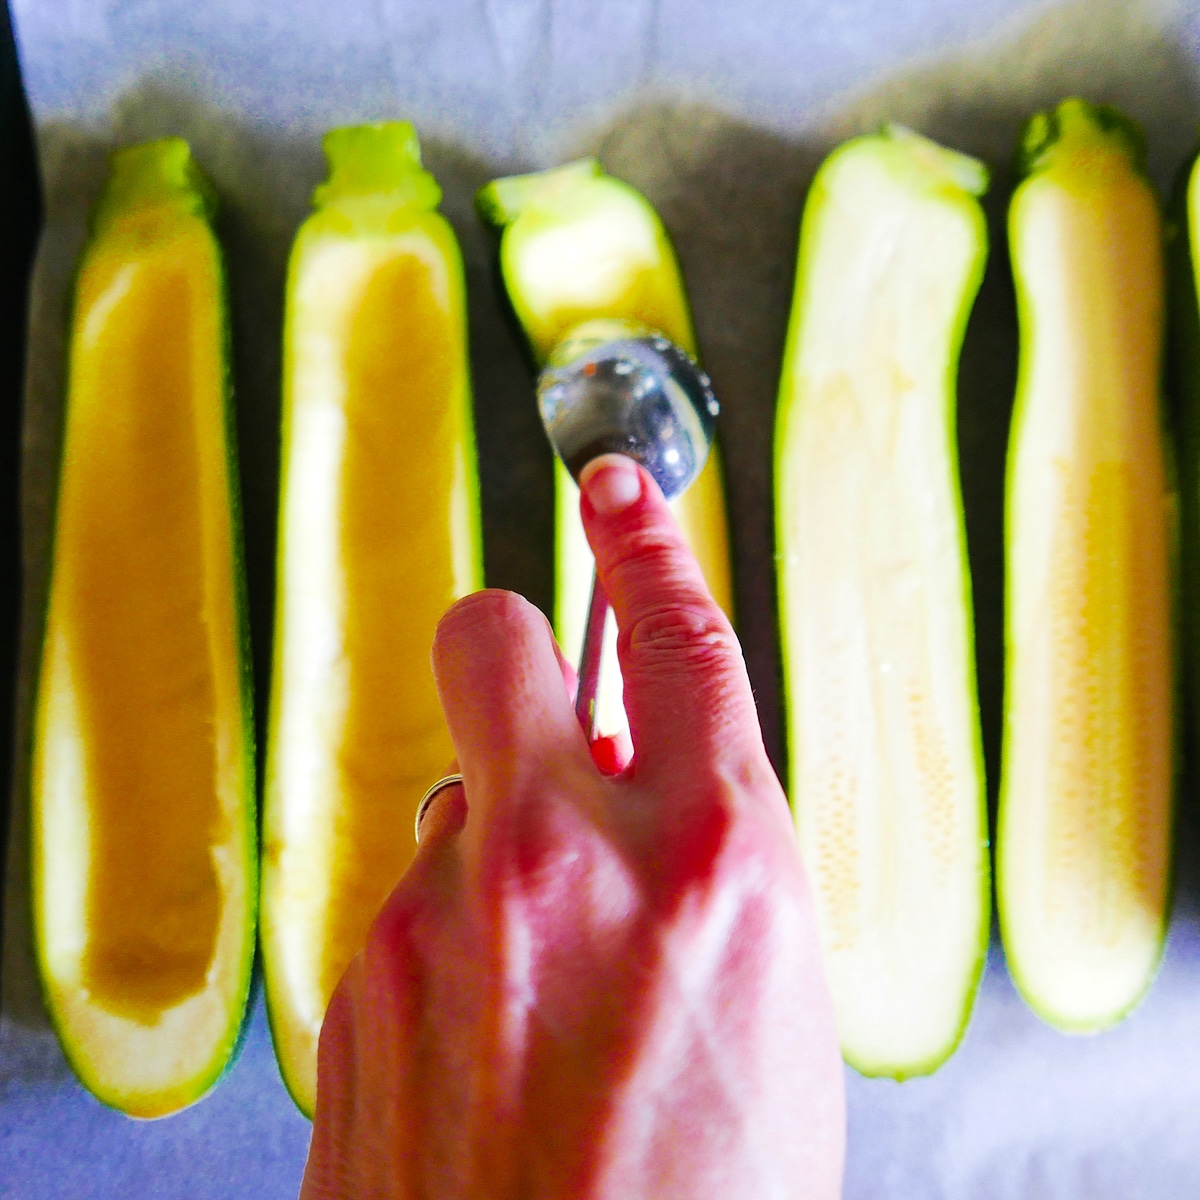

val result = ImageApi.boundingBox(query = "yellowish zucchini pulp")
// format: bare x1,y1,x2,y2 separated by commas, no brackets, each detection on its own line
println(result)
262,123,482,1115
998,100,1174,1031
31,139,256,1117
477,161,732,736
775,127,989,1077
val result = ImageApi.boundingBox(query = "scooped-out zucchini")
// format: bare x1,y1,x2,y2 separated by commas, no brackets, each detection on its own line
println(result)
261,123,482,1116
30,139,256,1117
998,100,1174,1032
775,126,990,1077
477,161,733,737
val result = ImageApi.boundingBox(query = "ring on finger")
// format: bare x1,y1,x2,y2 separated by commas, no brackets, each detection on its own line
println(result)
415,773,464,844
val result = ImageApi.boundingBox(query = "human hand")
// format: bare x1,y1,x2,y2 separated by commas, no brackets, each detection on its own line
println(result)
300,454,845,1200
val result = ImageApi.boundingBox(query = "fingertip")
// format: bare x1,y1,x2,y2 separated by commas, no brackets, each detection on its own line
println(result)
580,454,648,518
590,731,632,775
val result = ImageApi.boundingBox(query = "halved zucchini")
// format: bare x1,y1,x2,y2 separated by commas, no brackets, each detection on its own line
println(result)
477,161,733,736
31,139,256,1117
775,127,989,1077
998,100,1174,1031
262,123,482,1115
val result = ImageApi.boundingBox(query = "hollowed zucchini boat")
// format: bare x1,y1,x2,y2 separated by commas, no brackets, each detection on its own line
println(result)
261,123,482,1115
31,139,256,1118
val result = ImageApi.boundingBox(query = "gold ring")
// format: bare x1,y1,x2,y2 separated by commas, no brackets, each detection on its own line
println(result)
415,773,464,843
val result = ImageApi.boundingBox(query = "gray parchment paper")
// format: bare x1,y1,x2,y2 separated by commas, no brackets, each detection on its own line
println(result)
4,0,1200,1196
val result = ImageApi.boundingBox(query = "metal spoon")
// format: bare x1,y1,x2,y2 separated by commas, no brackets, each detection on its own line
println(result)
536,318,719,741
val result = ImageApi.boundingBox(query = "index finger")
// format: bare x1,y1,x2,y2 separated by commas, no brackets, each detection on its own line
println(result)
579,454,763,775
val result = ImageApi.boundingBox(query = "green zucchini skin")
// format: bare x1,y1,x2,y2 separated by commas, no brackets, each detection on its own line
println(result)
775,126,990,1079
998,100,1175,1033
30,138,257,1117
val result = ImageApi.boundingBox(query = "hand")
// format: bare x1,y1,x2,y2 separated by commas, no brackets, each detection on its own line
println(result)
300,454,845,1200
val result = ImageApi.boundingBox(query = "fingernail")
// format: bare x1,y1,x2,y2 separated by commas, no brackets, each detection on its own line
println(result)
581,455,641,515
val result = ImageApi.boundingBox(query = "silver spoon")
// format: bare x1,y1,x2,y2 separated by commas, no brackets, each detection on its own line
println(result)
536,318,720,742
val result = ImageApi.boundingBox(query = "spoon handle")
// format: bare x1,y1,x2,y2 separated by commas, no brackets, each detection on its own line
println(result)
575,570,608,742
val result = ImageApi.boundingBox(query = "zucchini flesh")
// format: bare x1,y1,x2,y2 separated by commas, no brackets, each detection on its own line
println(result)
999,101,1173,1031
775,127,989,1077
477,162,733,736
262,123,482,1115
31,139,255,1117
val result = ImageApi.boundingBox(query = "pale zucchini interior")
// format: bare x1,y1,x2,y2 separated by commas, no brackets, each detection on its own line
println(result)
33,214,251,1116
778,145,986,1075
264,227,476,1113
503,182,733,737
503,179,693,362
1001,167,1172,1029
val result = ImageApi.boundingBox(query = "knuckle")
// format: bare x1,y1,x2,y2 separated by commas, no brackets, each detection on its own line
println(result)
651,781,739,898
623,603,739,672
483,789,573,876
609,518,684,566
606,520,696,589
477,792,614,914
433,589,545,657
620,605,754,749
655,779,798,911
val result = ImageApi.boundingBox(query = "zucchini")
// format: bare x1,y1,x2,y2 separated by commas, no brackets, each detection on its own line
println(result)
998,100,1174,1031
261,123,482,1115
775,127,989,1077
30,139,256,1117
477,161,733,736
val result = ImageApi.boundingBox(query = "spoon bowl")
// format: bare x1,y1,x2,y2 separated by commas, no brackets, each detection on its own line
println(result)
537,318,719,500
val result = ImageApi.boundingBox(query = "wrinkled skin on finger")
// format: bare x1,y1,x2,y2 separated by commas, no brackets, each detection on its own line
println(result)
301,458,844,1200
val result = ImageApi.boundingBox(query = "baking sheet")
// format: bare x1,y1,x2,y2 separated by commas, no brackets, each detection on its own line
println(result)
4,0,1200,1195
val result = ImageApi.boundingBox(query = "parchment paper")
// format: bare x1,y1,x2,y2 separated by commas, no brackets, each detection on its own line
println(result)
4,0,1200,1196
